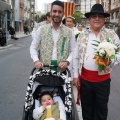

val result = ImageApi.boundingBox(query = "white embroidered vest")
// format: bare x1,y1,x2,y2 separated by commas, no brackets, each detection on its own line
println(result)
39,24,72,65
77,28,116,75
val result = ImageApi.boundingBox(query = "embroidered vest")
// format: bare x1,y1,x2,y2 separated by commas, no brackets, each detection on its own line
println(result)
77,28,116,75
40,102,60,120
39,24,72,65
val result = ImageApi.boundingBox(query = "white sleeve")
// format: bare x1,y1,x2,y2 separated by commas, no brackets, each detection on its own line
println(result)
72,45,79,78
33,106,44,120
111,34,120,66
30,27,41,62
59,102,66,120
67,31,77,63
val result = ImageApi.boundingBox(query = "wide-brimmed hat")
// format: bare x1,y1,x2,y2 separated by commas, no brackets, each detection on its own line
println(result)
85,4,110,18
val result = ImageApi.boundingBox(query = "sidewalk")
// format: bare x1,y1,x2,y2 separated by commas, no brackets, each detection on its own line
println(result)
0,31,31,50
8,31,31,41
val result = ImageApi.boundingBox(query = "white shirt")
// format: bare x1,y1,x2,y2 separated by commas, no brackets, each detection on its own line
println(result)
30,23,76,63
73,28,120,78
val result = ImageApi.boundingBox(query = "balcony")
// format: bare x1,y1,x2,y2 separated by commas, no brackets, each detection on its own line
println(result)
115,0,120,8
31,4,35,8
27,8,30,12
31,1,34,5
31,9,34,13
19,16,24,20
20,2,24,8
24,6,27,10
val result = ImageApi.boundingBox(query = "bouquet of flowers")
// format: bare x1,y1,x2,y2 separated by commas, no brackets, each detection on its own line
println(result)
92,38,120,71
74,30,80,39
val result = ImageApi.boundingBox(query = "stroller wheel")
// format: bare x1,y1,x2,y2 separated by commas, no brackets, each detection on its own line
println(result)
28,108,33,120
22,106,28,120
22,106,33,120
28,113,33,120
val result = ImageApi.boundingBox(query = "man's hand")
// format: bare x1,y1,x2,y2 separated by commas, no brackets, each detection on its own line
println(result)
73,78,80,87
34,60,43,69
58,61,69,69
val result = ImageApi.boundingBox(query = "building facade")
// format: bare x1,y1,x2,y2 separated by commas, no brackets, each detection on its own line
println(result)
30,0,35,28
0,0,11,29
24,0,31,26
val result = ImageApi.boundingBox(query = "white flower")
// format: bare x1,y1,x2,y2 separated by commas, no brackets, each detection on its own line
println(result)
74,30,80,35
92,39,120,70
99,48,106,57
97,42,116,57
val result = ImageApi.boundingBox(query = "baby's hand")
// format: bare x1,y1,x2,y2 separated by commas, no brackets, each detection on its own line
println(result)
42,105,46,111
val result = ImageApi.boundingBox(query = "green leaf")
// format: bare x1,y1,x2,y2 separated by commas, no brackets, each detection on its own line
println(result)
75,33,80,38
98,65,106,70
92,40,100,44
92,44,99,47
106,37,110,42
110,55,115,59
61,37,66,56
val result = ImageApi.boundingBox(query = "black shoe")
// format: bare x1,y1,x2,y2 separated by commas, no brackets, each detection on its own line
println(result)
14,38,19,40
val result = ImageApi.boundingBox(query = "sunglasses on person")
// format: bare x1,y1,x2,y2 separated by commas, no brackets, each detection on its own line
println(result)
90,14,105,19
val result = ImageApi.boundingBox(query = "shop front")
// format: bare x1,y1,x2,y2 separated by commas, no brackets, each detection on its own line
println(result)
0,1,11,29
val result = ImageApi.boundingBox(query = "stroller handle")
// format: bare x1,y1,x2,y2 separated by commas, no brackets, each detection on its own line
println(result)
30,65,71,77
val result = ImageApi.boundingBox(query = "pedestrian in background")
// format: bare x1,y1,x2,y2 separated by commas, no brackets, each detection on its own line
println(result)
9,25,19,40
32,12,52,40
24,24,29,35
63,16,78,79
2,28,7,46
73,4,120,120
30,0,76,72
33,12,51,31
0,28,4,46
65,16,78,32
77,24,83,31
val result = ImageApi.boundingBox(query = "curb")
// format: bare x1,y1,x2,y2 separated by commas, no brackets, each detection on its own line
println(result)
0,34,31,50
8,34,31,41
0,44,14,50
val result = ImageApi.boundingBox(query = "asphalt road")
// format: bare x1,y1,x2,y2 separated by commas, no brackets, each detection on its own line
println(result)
0,36,33,120
0,36,120,120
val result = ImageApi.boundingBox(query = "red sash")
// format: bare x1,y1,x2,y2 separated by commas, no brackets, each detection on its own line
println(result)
81,67,110,82
76,67,110,105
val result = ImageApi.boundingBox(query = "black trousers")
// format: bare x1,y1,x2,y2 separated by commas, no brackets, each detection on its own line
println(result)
80,78,111,120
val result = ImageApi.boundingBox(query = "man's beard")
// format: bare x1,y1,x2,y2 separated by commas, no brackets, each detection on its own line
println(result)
52,17,62,24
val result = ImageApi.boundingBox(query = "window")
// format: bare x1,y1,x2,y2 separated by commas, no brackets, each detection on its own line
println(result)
111,13,114,19
116,11,119,19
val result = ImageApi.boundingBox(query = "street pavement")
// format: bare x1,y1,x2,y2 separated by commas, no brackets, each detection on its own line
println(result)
0,31,83,120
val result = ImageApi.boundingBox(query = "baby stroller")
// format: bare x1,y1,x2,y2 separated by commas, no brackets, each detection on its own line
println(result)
22,65,75,120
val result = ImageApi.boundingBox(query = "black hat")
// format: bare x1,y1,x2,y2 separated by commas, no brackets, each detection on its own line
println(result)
85,4,110,18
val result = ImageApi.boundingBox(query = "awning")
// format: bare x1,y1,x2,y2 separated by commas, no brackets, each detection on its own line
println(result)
0,1,11,12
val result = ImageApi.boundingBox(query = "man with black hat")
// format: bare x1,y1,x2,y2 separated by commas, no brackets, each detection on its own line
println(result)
73,4,120,120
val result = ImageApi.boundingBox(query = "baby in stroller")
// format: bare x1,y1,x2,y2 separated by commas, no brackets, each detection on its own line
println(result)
33,91,66,120
23,68,73,120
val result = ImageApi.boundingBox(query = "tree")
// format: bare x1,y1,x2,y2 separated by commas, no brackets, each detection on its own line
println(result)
39,14,46,22
34,15,40,22
72,11,83,24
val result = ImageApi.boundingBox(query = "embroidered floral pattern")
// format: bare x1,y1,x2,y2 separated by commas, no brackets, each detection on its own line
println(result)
77,28,116,75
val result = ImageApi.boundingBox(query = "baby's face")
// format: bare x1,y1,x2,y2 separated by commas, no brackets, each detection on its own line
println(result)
41,95,54,106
